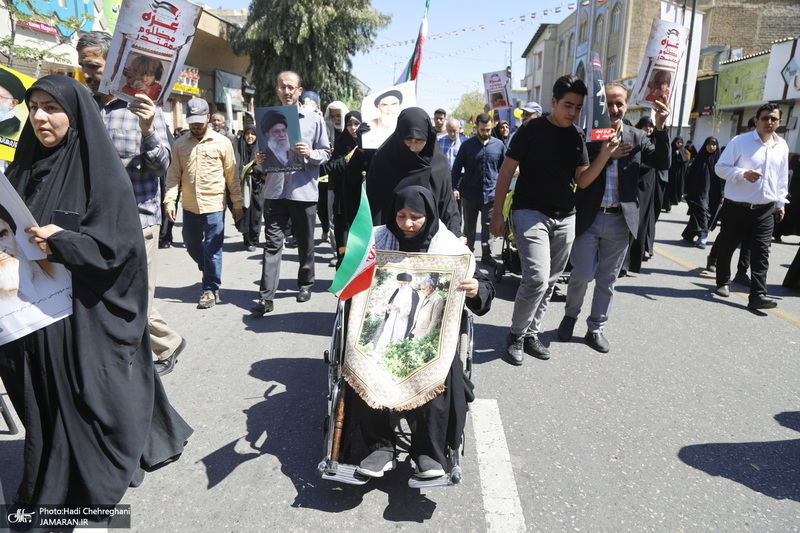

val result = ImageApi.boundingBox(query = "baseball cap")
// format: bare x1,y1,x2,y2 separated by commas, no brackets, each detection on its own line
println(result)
521,101,542,114
185,98,209,124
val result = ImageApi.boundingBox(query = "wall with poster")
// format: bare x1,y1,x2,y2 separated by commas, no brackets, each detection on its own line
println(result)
717,55,769,109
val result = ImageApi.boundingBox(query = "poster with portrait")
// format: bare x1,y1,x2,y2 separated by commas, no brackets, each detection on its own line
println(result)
343,251,471,411
587,53,614,141
631,18,689,109
99,0,202,105
360,80,417,150
0,66,36,162
254,105,304,173
0,172,72,346
483,70,512,111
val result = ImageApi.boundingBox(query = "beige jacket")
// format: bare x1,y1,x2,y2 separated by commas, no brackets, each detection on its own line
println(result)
164,128,242,214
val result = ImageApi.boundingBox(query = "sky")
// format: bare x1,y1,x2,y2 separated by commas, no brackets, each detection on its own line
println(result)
221,0,571,115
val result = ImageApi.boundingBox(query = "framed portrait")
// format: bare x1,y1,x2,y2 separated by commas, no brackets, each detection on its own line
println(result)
343,250,471,410
0,172,72,346
254,105,305,173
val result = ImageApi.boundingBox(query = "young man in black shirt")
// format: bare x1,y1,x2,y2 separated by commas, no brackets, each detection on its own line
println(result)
490,75,618,365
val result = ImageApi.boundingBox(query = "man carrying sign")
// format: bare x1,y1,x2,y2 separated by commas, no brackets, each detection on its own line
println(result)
557,83,670,353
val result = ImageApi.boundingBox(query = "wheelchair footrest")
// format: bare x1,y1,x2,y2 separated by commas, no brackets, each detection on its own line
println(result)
320,462,370,485
408,468,461,489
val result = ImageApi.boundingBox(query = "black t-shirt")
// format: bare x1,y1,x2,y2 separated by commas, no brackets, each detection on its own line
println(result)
507,116,589,218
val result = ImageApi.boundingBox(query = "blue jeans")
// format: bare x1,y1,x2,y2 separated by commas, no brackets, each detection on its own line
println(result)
510,209,575,336
182,210,224,293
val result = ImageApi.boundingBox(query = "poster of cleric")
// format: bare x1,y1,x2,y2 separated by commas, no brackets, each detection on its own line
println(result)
0,173,72,346
342,251,470,410
98,0,202,105
631,18,689,109
254,106,305,173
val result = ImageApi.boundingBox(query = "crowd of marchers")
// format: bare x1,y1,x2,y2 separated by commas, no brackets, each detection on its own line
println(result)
0,26,796,519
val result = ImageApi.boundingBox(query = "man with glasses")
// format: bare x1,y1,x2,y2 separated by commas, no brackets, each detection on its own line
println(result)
507,101,542,147
252,71,330,315
713,103,789,310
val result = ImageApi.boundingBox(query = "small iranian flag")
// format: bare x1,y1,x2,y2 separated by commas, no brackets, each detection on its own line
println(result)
581,0,591,5
568,3,575,9
328,183,377,300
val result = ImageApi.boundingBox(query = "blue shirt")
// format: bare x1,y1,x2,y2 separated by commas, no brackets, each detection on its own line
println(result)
438,133,467,170
262,107,330,201
95,97,172,228
451,136,505,204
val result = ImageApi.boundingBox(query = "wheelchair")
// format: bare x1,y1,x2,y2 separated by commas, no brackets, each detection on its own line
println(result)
317,299,474,488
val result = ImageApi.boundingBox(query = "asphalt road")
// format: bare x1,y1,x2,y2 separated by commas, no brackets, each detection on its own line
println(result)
2,205,799,532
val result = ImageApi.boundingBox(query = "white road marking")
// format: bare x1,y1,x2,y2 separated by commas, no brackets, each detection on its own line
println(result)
471,398,526,533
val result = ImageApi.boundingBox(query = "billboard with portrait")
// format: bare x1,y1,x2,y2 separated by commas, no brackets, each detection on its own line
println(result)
0,66,36,162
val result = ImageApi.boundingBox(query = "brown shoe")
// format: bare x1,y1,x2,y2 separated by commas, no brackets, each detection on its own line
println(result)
197,292,216,309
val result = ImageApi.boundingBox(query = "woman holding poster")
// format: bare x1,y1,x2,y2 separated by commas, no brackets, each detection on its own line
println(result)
0,75,191,509
346,186,493,480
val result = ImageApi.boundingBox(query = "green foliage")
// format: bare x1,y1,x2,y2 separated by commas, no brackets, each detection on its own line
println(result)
232,0,390,106
451,90,487,123
380,332,439,380
360,316,383,345
0,1,93,69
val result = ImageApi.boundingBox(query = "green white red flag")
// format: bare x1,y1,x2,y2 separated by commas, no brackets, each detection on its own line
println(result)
328,182,376,300
395,0,430,84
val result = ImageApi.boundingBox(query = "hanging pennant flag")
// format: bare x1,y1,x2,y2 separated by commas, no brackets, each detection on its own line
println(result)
531,12,537,18
329,182,377,300
395,0,430,84
568,3,575,9
543,9,549,15
597,0,605,3
555,6,562,13
581,0,591,5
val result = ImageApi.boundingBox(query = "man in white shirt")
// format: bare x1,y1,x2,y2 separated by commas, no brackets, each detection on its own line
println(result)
713,103,789,309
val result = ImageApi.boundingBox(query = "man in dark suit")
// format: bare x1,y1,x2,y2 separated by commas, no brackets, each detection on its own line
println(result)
557,83,671,352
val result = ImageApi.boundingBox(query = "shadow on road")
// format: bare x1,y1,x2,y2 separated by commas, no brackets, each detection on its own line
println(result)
197,357,442,521
678,411,800,502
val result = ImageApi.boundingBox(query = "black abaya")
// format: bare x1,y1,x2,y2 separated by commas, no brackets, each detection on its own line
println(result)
366,107,463,237
1,75,191,506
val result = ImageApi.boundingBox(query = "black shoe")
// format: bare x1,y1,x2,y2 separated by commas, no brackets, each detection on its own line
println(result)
714,284,730,297
297,288,312,302
154,338,187,376
251,299,274,316
585,331,610,353
706,255,717,273
504,333,524,366
523,334,550,360
356,450,396,478
158,241,172,249
246,245,256,252
733,272,751,287
748,294,777,310
557,315,577,342
415,455,445,479
618,269,628,278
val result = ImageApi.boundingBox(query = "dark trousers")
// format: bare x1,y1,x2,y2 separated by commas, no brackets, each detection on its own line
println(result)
715,201,774,297
259,199,316,301
708,239,750,276
241,174,264,247
462,198,494,259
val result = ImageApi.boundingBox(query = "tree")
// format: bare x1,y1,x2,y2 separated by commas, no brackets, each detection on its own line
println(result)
232,0,389,107
0,1,92,75
451,90,486,123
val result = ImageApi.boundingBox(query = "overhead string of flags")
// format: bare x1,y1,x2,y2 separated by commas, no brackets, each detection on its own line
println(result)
371,1,606,51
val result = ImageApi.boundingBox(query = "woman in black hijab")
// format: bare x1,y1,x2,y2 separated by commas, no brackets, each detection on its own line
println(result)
1,75,191,508
682,136,721,248
346,185,493,480
236,124,263,251
666,136,688,209
493,120,510,146
366,107,462,237
327,110,373,260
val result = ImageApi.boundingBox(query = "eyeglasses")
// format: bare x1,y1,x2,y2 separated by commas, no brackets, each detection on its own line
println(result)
759,116,780,123
277,85,298,93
